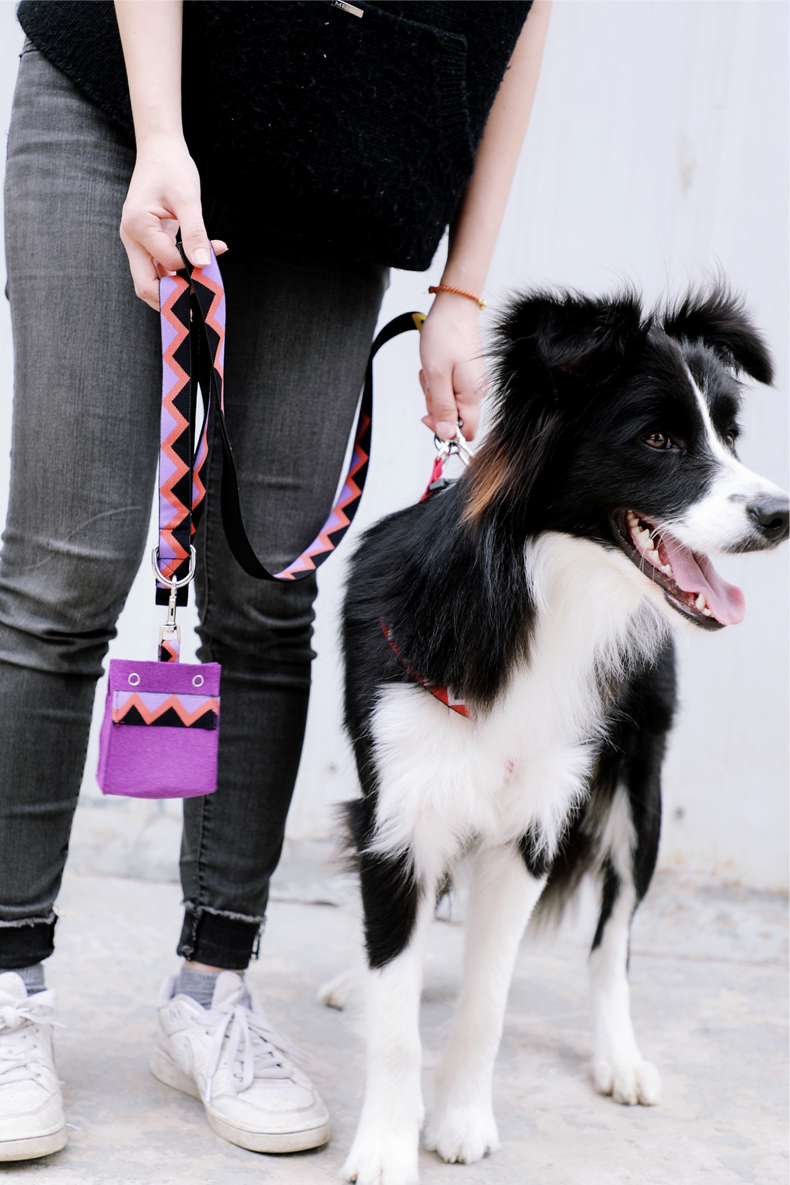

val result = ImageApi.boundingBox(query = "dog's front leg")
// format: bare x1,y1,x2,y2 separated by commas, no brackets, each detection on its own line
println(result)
425,843,545,1165
342,861,434,1185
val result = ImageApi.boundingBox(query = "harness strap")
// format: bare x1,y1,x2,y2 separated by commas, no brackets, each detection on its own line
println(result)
156,246,424,604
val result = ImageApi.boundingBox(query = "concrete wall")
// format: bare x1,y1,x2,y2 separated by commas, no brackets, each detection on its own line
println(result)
0,1,787,889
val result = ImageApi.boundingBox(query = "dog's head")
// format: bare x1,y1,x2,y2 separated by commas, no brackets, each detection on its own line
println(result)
463,286,788,630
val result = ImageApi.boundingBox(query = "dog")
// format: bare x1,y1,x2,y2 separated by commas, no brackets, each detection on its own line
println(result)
331,287,788,1185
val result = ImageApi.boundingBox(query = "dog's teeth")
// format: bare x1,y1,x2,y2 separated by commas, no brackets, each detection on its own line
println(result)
646,548,659,564
627,511,638,525
695,593,707,610
662,564,673,576
702,608,712,616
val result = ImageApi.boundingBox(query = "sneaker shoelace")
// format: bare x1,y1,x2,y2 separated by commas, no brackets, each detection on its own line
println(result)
0,988,60,1087
202,985,305,1103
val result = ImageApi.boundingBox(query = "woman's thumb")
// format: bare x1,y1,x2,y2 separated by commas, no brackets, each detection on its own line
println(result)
178,205,212,268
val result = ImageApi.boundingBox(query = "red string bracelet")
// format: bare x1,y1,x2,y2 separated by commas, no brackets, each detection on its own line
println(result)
428,284,487,310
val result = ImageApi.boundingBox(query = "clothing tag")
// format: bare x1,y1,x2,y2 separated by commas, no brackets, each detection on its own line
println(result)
331,0,364,16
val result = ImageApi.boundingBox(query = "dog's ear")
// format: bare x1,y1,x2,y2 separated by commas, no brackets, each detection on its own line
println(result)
661,286,773,384
462,291,645,528
494,289,645,398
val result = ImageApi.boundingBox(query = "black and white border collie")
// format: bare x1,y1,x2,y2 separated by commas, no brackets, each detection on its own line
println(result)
329,288,788,1185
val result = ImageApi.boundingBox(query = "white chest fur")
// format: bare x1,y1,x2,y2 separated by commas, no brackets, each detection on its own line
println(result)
368,533,668,883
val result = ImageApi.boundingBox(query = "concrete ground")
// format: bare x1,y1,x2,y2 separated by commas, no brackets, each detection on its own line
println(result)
1,804,787,1185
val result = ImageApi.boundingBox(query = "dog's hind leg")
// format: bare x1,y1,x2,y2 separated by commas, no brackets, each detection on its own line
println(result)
424,843,546,1165
342,853,435,1185
589,785,662,1105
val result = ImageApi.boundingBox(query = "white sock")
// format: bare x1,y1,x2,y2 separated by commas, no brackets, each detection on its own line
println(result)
16,963,46,995
176,966,249,1008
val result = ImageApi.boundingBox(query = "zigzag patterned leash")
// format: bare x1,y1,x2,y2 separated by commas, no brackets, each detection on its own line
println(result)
156,245,424,659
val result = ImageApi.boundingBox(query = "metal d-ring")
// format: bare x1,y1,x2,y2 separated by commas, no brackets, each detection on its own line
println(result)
151,545,197,588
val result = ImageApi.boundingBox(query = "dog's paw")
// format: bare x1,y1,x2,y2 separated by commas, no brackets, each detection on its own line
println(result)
342,1130,420,1185
593,1052,662,1106
318,968,359,1011
424,1104,500,1165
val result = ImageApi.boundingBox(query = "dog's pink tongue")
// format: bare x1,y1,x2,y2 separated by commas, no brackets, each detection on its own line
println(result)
661,536,745,625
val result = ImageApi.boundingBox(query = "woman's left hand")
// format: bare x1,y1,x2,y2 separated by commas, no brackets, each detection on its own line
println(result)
419,294,488,442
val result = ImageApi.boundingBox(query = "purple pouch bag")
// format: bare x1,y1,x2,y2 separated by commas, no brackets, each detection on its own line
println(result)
97,659,221,799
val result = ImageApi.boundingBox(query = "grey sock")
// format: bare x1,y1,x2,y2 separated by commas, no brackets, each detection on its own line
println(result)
176,966,249,1009
16,963,45,995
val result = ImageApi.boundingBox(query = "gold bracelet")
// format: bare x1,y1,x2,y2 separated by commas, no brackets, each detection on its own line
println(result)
428,284,487,311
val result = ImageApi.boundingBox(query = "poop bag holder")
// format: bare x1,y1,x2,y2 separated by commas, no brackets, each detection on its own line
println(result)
97,246,424,798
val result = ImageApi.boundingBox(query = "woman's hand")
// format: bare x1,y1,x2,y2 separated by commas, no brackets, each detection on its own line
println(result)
419,293,488,442
119,133,227,311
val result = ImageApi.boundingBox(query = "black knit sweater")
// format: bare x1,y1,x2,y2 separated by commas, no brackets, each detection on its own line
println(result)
17,1,531,270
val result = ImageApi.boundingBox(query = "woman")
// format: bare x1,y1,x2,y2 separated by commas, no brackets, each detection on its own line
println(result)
0,0,550,1161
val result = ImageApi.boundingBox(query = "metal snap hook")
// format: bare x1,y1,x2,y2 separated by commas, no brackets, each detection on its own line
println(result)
433,424,473,467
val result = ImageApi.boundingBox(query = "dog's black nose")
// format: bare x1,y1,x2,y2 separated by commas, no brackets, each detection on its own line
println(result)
748,496,790,542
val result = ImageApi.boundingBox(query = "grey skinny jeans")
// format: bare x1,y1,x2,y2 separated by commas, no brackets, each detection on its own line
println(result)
0,46,387,970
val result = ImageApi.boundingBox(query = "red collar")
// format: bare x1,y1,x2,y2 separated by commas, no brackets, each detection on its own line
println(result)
381,621,469,718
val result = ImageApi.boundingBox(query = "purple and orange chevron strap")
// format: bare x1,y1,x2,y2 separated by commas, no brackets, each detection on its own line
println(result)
155,245,425,660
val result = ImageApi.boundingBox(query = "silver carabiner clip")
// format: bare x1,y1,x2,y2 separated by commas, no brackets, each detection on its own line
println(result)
159,576,182,654
152,545,196,655
433,424,474,468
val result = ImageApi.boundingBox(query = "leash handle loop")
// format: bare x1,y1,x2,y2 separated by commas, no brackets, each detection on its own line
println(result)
156,246,423,600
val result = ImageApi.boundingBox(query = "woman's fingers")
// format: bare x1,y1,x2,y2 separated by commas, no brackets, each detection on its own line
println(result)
122,215,184,272
422,364,460,442
120,236,230,314
419,356,486,442
121,234,164,310
177,197,213,267
451,356,487,440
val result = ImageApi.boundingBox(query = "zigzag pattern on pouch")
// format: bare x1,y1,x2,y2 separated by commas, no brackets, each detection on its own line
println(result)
113,692,219,729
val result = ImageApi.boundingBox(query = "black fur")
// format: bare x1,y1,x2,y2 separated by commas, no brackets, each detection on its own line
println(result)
662,287,773,385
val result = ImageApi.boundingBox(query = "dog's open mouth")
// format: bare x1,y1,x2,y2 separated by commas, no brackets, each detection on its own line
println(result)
611,510,745,629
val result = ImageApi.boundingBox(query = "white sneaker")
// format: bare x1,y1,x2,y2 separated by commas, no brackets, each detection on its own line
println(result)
150,971,330,1153
0,973,67,1162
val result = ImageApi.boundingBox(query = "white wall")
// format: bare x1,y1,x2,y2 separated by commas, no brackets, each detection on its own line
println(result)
0,1,787,889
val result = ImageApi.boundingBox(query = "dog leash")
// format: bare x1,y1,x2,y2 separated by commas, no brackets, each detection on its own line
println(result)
154,244,425,660
156,243,472,718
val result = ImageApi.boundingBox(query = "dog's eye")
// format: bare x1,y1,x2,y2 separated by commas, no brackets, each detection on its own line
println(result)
643,432,674,450
724,429,737,449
